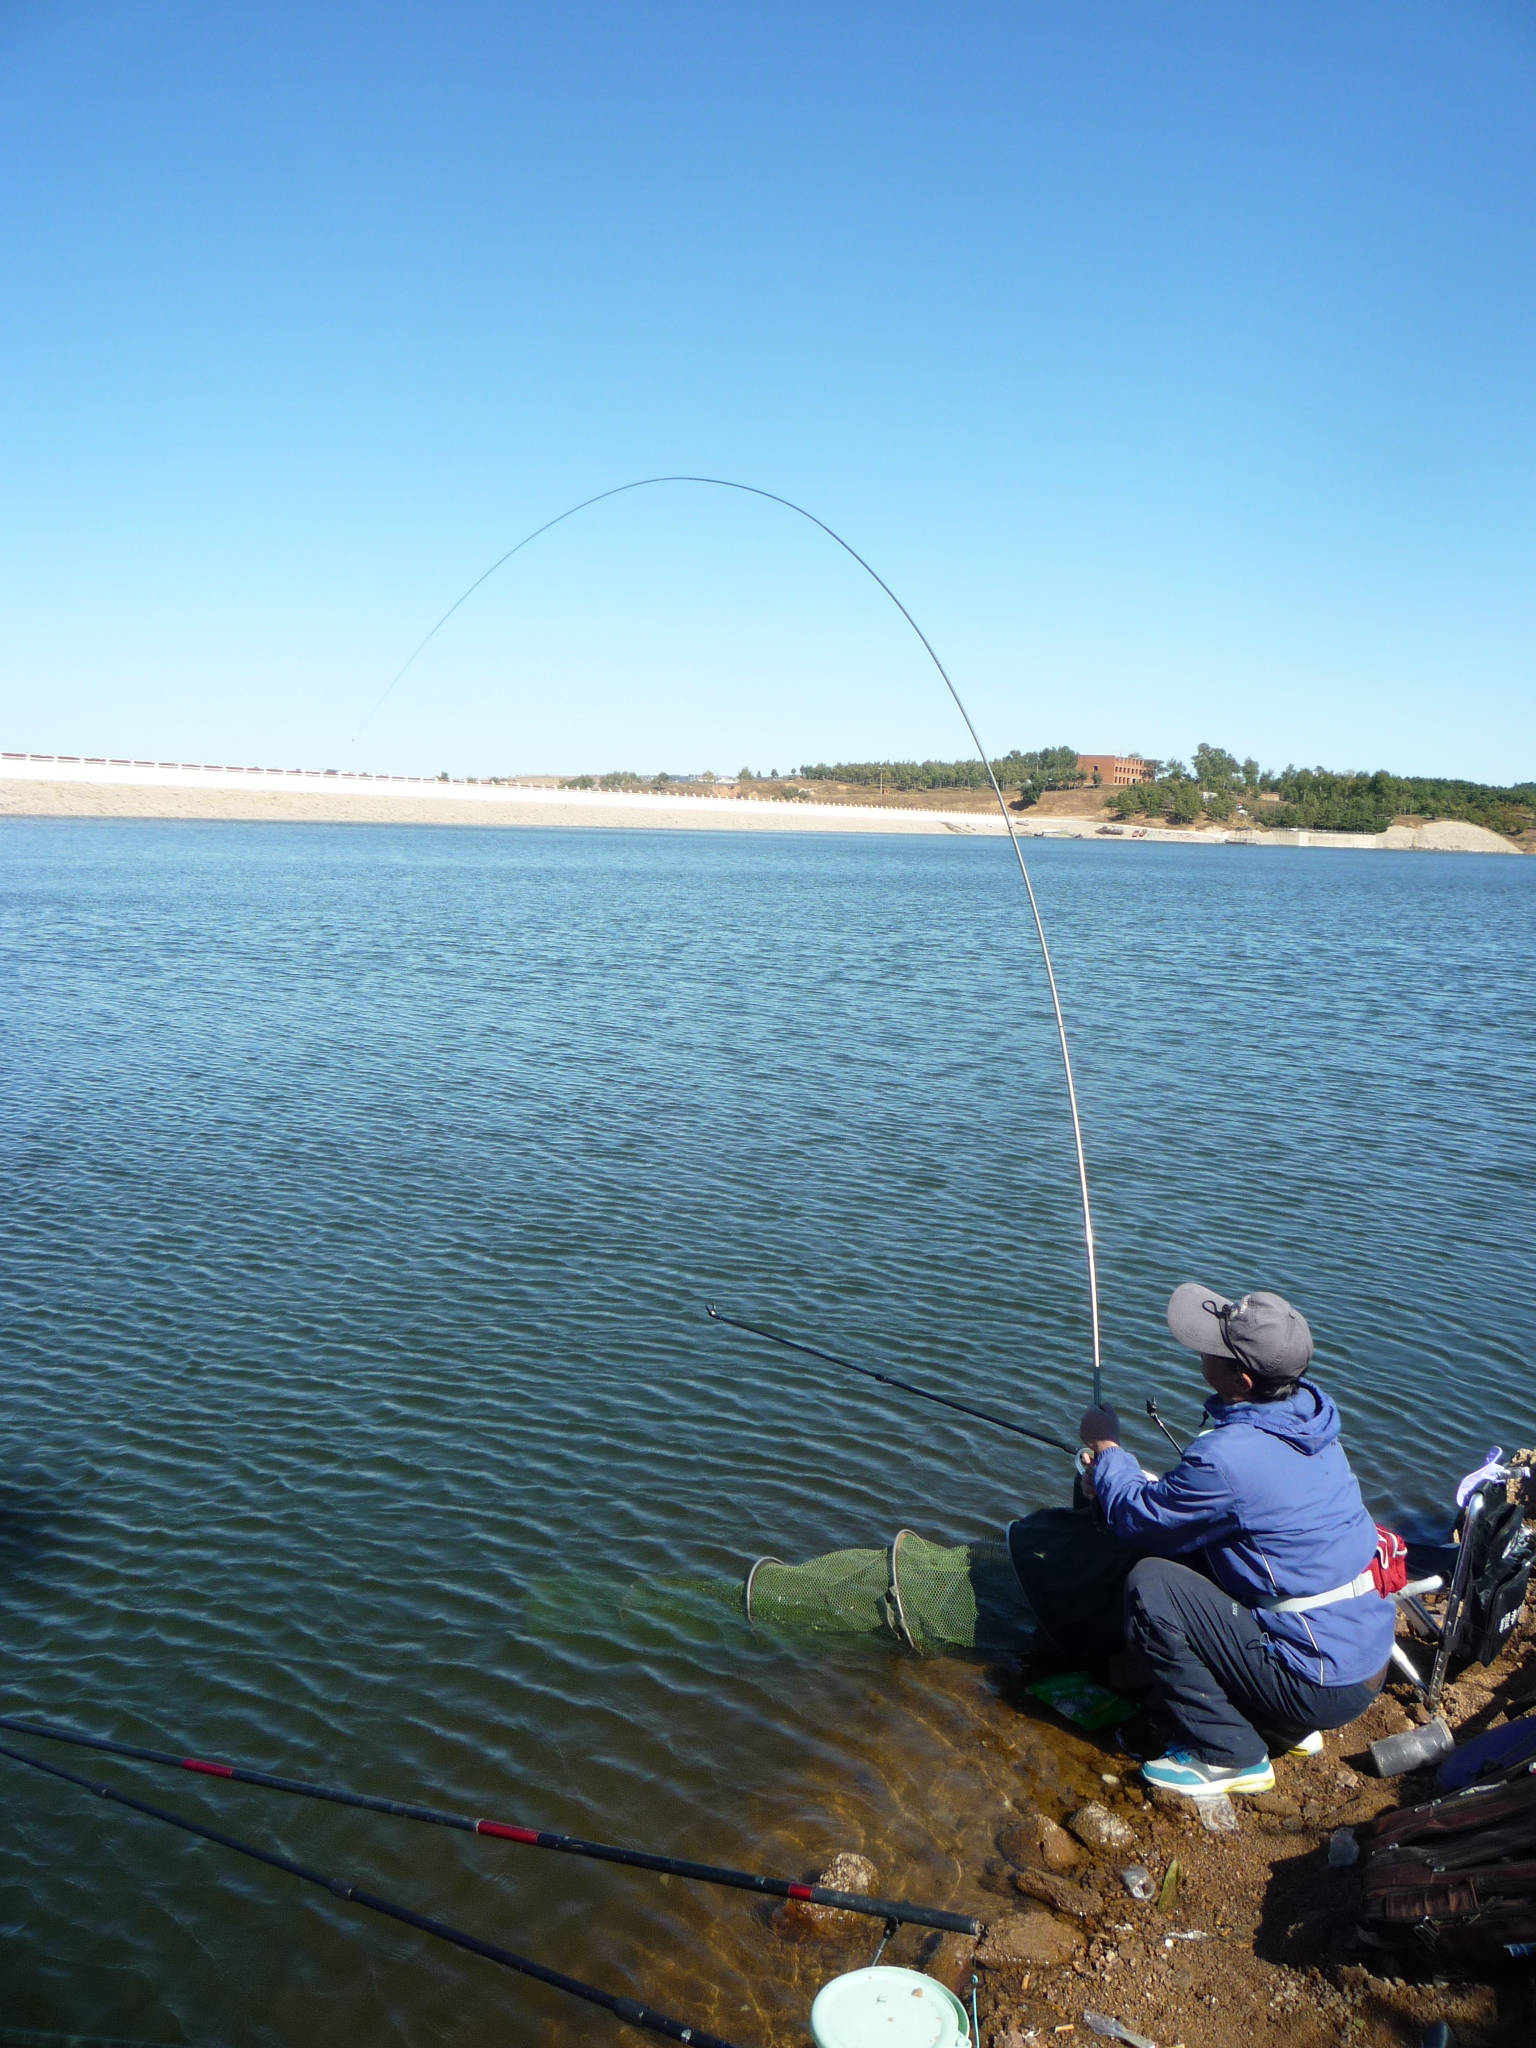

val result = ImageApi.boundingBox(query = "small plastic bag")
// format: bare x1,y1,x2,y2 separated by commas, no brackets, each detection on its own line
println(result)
1082,2013,1157,2048
1195,1792,1238,1832
1025,1670,1138,1730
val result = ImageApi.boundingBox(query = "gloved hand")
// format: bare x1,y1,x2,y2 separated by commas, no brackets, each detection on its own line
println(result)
1079,1403,1121,1450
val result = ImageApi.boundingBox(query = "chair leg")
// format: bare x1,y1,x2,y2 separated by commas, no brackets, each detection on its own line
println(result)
1426,1492,1488,1711
1390,1641,1427,1693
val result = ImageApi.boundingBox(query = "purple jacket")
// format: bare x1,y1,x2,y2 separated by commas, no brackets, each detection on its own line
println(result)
1092,1382,1396,1686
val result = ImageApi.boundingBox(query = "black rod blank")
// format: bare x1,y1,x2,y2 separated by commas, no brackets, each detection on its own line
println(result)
0,1714,983,1938
0,1739,743,2048
705,1304,1077,1457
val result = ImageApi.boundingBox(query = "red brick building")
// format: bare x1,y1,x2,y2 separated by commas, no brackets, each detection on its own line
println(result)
1076,754,1150,787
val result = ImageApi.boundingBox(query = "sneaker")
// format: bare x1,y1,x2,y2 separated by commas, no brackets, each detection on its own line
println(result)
1142,1747,1276,1797
1286,1730,1324,1758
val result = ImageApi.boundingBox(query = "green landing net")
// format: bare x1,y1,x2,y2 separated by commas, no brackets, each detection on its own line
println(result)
743,1530,1035,1655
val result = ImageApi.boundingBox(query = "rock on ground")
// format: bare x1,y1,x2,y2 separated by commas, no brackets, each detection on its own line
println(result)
1010,1866,1104,1918
997,1811,1083,1873
976,1907,1086,1968
1065,1801,1139,1855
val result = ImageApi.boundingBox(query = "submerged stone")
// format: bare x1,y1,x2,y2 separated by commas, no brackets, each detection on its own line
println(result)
998,1811,1084,1873
772,1849,879,1939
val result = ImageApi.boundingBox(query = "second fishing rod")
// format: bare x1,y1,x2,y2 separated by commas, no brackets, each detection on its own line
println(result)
705,1303,1079,1458
707,1306,1197,1464
0,1712,981,1938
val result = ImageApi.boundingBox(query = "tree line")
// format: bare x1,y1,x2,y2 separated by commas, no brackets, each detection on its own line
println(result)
1104,746,1535,837
787,747,1082,805
563,748,1084,804
560,770,725,791
559,747,1534,837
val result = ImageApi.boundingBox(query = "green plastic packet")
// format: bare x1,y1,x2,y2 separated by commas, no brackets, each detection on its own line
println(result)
1025,1670,1137,1731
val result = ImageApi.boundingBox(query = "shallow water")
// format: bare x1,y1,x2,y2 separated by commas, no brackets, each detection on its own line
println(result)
1,819,1532,2045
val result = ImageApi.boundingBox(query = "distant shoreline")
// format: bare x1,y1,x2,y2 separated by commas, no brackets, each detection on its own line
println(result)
1,769,1004,837
0,759,1523,853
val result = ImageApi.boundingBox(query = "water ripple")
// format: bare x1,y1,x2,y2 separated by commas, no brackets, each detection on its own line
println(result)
1,820,1532,2044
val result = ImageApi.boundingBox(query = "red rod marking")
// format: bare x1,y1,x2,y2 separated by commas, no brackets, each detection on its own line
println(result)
475,1820,542,1845
0,1712,983,1937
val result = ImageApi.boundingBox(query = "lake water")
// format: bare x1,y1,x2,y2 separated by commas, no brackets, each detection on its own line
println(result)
2,819,1532,2046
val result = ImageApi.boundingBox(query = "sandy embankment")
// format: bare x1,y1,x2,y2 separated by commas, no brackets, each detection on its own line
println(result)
0,759,1523,851
1376,818,1520,853
0,771,1002,836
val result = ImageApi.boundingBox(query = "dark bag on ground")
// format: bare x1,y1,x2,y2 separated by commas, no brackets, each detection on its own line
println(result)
1358,1767,1536,1965
1006,1506,1141,1663
1438,1711,1536,1794
1458,1494,1531,1669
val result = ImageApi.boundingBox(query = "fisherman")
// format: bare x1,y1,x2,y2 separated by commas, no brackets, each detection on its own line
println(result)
1078,1284,1395,1799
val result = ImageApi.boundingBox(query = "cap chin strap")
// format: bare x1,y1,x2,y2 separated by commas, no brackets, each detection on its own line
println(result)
1207,1297,1261,1379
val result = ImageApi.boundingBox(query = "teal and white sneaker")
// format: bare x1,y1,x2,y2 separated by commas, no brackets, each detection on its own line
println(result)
1285,1730,1324,1758
1142,1747,1276,1797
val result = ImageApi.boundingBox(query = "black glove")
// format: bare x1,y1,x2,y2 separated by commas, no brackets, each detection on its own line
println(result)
1079,1403,1121,1448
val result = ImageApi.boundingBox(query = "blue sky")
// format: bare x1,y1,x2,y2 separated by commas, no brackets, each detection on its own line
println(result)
2,1,1532,780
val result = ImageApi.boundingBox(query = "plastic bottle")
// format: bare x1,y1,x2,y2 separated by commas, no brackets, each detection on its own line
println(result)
1368,1717,1453,1778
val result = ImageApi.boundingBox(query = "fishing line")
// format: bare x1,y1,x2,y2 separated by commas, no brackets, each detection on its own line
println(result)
705,1305,1077,1457
0,1712,981,1938
369,475,1103,1402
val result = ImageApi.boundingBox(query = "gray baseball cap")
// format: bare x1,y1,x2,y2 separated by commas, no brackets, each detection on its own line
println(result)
1166,1283,1314,1381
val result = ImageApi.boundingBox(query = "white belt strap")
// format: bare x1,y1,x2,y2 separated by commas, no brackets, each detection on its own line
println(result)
1261,1568,1376,1616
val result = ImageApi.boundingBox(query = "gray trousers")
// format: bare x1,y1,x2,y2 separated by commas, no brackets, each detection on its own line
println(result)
1125,1556,1383,1769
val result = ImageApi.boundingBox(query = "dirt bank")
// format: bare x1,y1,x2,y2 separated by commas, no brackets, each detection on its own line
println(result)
1379,819,1519,855
934,1620,1536,2048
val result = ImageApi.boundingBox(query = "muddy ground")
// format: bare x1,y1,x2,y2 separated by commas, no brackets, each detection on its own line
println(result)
782,1616,1536,2048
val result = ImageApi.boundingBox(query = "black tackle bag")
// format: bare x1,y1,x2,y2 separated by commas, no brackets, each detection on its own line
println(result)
1458,1488,1531,1670
1358,1769,1536,1967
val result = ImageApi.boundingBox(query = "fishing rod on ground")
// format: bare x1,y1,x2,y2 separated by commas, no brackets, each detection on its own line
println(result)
367,474,1106,1408
705,1304,1078,1458
0,1713,983,1939
0,1740,744,2048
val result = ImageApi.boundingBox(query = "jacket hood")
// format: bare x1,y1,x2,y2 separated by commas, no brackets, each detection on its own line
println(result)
1204,1378,1340,1456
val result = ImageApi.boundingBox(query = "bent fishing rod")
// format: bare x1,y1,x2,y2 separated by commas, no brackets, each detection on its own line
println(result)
0,1713,982,1938
367,475,1104,1404
705,1305,1077,1457
0,1741,742,2048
